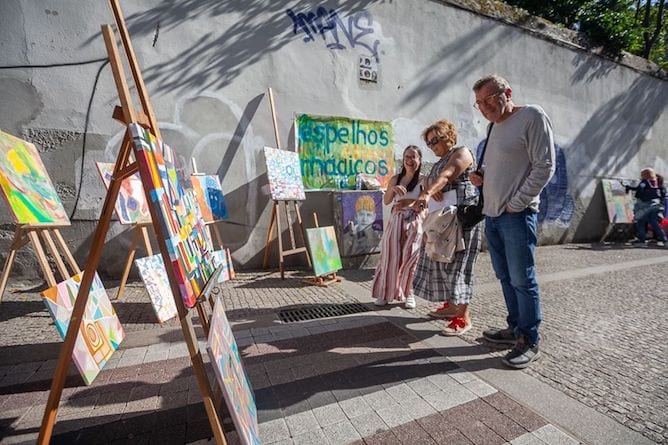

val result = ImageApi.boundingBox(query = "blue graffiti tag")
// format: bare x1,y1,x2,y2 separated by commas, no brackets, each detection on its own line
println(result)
475,141,574,227
286,7,381,62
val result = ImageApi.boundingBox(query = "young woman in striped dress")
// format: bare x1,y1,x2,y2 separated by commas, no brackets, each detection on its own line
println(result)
372,145,426,309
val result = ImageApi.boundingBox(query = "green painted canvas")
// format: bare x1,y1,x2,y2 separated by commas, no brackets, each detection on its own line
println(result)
306,226,342,277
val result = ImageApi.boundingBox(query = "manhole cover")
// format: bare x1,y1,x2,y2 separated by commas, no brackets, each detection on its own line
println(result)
278,303,370,323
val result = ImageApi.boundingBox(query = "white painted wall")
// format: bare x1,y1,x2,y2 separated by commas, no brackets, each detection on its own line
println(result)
1,0,666,275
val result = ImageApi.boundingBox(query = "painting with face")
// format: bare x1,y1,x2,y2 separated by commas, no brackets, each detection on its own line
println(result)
337,191,383,257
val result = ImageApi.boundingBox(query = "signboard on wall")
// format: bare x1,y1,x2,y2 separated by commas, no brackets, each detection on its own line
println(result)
295,113,394,190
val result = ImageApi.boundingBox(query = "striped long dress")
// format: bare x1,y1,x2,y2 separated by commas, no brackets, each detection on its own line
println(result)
371,188,425,303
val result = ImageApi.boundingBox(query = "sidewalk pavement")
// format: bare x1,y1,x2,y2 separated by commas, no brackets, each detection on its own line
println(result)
0,243,666,444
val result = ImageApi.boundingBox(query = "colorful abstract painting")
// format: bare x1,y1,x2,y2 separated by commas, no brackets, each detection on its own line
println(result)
0,131,69,224
601,179,634,224
212,248,235,283
135,254,178,323
306,226,343,277
337,191,383,257
41,271,125,385
206,298,260,445
190,174,229,221
96,162,151,224
263,147,306,201
295,114,394,190
129,123,216,309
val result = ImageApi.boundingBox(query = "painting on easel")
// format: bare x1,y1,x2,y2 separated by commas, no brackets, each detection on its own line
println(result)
263,146,306,201
207,298,260,445
96,162,151,224
0,131,69,224
129,123,216,309
135,254,178,323
306,226,342,277
41,271,125,385
190,174,229,221
212,248,235,283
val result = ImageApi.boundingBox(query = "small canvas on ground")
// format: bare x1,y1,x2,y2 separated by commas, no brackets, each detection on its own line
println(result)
306,226,342,277
0,130,70,224
135,254,178,323
41,271,125,385
263,146,306,201
206,298,260,445
212,248,234,283
601,179,634,224
96,161,151,224
190,174,229,221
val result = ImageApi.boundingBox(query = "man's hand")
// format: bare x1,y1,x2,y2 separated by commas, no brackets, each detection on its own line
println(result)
470,171,484,187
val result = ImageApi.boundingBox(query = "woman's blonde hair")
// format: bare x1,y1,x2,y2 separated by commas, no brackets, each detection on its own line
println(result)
422,119,457,148
641,167,656,180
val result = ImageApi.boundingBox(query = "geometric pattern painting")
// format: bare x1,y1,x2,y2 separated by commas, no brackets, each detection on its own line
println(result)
135,254,178,323
206,298,260,445
129,123,216,309
263,147,306,201
0,130,70,224
40,271,125,385
96,162,151,224
190,174,229,222
306,226,342,277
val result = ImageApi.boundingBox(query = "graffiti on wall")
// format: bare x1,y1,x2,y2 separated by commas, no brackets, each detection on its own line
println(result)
286,7,381,62
475,141,574,227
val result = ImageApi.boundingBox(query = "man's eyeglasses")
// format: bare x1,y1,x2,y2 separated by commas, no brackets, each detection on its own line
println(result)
426,136,442,147
473,91,504,109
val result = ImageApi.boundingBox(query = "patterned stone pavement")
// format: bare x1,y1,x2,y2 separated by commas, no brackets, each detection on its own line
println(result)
0,243,666,444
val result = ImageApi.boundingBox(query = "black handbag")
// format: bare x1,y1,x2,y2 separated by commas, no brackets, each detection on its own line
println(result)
457,123,493,228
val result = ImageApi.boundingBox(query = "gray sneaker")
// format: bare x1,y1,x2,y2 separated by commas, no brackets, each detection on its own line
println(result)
502,343,540,369
482,327,516,345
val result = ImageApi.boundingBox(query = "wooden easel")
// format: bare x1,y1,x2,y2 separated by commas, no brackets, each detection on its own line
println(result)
302,213,342,287
37,2,225,443
261,87,311,278
0,224,81,301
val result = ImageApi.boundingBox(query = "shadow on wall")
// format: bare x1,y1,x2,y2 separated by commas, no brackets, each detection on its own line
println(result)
567,76,667,238
570,51,617,84
400,22,516,112
109,0,387,94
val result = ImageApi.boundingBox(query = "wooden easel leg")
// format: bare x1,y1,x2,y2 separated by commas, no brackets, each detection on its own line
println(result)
53,229,81,274
116,225,141,300
40,230,70,282
212,223,224,250
294,202,312,267
26,230,57,288
276,202,285,279
0,227,27,301
197,302,210,336
262,203,277,269
140,224,154,256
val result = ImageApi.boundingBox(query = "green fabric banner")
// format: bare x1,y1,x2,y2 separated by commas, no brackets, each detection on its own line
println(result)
295,113,394,190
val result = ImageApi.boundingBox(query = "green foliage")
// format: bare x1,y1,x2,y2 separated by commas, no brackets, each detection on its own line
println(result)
502,0,667,69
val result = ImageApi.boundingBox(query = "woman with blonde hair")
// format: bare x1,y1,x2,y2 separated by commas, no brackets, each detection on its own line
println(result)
373,145,425,308
412,119,482,335
626,167,667,247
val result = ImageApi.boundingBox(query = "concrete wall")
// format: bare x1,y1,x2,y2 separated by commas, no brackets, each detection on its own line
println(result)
1,0,666,278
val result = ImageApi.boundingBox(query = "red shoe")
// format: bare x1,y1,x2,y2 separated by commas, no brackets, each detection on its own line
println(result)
428,302,458,319
441,317,472,336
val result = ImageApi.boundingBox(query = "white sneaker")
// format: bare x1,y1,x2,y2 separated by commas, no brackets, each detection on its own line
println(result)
658,241,666,247
404,295,416,309
374,297,387,306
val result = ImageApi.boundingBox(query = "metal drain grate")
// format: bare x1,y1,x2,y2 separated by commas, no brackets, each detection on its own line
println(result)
278,303,371,323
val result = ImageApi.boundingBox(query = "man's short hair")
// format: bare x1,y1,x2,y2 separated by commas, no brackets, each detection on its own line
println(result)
473,74,510,93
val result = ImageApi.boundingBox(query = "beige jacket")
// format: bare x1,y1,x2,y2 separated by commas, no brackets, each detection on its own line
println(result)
422,206,465,263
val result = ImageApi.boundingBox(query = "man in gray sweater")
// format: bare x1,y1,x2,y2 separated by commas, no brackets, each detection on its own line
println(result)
470,74,555,369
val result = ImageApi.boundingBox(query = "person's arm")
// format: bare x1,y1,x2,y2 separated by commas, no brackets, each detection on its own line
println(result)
507,110,556,212
418,149,473,204
383,175,400,205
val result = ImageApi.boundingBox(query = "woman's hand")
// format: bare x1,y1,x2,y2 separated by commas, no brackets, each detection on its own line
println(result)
431,190,443,201
392,184,407,197
470,171,484,187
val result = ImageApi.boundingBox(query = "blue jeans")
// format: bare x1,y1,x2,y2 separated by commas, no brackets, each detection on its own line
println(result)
636,210,667,242
485,210,542,346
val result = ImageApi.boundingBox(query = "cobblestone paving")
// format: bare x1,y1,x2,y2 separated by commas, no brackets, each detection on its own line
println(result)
341,244,668,444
